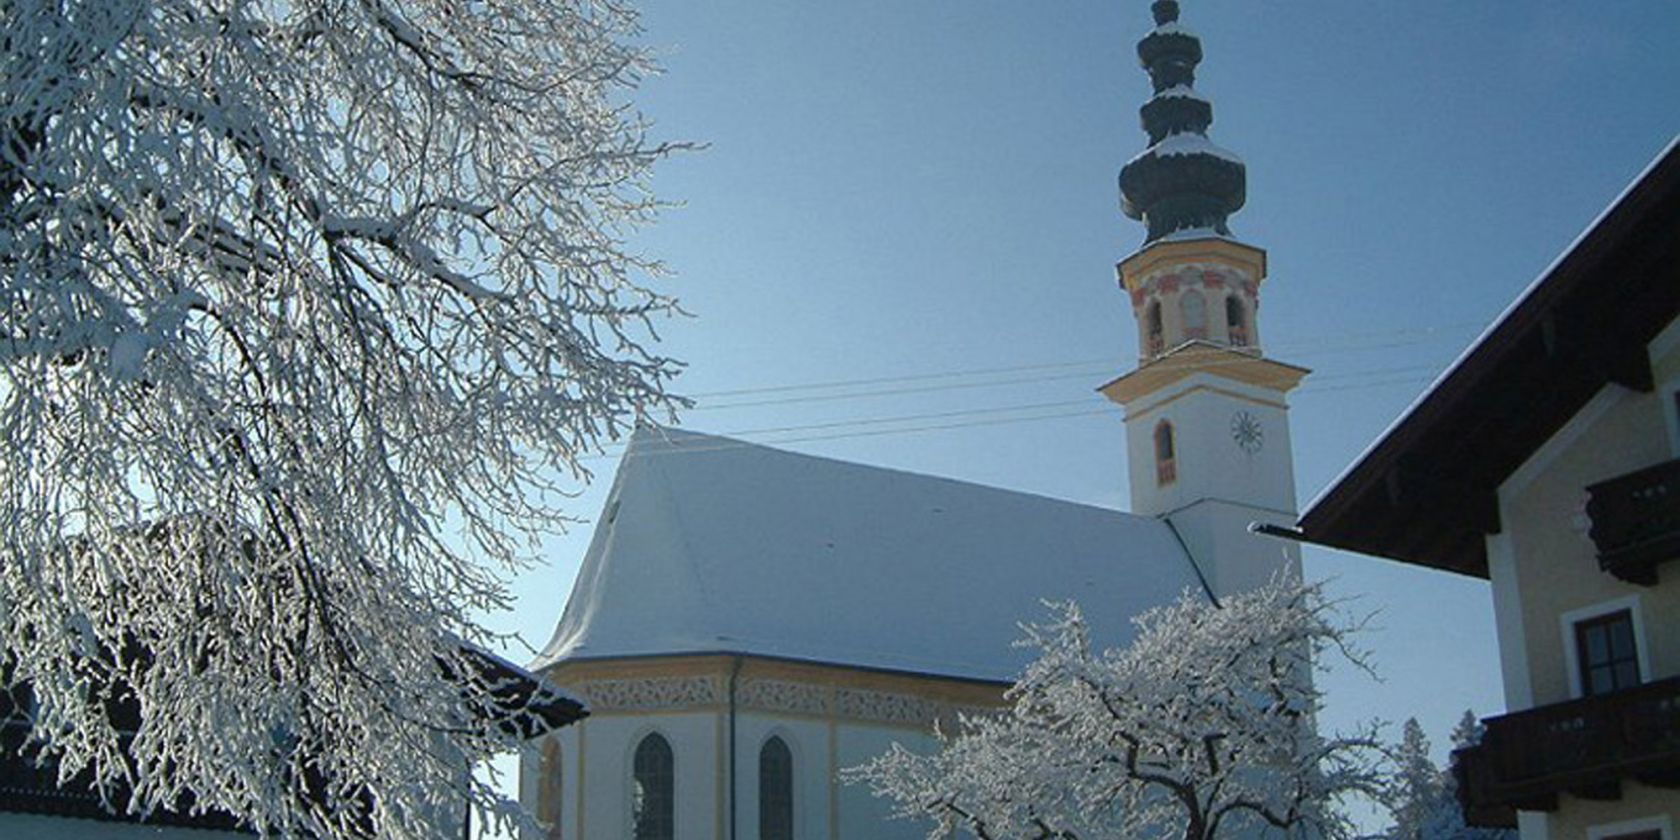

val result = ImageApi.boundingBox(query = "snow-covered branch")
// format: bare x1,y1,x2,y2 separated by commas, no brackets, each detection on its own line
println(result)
847,579,1392,840
0,0,685,836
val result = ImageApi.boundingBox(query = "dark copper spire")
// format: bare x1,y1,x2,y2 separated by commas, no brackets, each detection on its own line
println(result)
1119,0,1247,243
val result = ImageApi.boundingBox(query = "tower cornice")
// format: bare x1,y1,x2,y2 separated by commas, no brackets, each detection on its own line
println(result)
1118,236,1267,295
1098,341,1309,408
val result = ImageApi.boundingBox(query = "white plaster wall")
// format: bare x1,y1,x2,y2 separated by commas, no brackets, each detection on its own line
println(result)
1120,371,1301,599
534,709,958,839
733,712,830,840
1167,499,1303,599
0,813,251,839
516,736,542,838
569,712,719,840
1125,374,1298,517
833,723,940,840
1485,529,1535,711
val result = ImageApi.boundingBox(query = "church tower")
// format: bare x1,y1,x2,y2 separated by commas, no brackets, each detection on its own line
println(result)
1100,0,1308,599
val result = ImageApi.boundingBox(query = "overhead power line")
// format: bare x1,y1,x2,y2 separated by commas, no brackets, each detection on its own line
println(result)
685,321,1483,411
586,368,1440,461
692,359,1446,412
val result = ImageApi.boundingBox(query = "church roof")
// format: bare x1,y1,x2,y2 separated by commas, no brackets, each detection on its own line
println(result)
535,426,1208,684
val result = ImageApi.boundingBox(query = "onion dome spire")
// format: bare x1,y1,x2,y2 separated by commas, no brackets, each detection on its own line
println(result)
1119,0,1247,243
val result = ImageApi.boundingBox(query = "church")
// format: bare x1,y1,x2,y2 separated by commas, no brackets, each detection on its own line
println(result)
519,2,1311,837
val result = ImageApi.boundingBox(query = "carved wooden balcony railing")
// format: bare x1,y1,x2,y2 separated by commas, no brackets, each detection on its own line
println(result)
1587,457,1680,585
1455,675,1680,827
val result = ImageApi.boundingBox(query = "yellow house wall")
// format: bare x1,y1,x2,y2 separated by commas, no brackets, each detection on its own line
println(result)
1548,784,1676,840
1500,381,1676,707
1494,319,1680,835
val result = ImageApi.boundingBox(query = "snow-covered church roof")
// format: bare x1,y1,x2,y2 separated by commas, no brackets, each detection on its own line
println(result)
536,426,1208,684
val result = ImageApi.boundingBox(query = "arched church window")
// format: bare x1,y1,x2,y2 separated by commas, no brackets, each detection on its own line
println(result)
1181,290,1208,340
1154,421,1176,486
632,733,674,840
1226,296,1248,347
538,737,563,839
759,736,794,840
1145,299,1164,356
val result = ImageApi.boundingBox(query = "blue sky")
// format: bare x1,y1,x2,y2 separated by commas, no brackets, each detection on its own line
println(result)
489,0,1680,801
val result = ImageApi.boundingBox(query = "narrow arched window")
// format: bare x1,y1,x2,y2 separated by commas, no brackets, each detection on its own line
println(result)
1226,296,1248,347
1145,300,1164,357
632,734,674,840
1154,421,1176,486
538,737,563,839
1181,290,1208,340
759,737,794,840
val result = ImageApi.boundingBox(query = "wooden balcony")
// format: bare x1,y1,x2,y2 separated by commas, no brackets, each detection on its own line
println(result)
1455,675,1680,827
1587,458,1680,585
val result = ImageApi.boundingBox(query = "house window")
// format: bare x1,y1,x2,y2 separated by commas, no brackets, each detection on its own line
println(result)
1575,610,1640,697
759,736,793,840
1588,815,1673,840
1226,296,1248,346
1181,290,1208,340
1154,421,1176,486
632,733,674,840
1146,300,1164,356
538,737,563,839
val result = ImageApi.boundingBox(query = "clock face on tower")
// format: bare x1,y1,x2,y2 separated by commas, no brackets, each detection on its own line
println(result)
1231,410,1264,454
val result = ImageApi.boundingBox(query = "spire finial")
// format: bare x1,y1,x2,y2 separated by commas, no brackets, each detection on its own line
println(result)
1119,1,1248,244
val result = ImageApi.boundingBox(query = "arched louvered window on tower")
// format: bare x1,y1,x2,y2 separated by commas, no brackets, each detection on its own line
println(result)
1226,295,1248,347
1181,289,1208,340
759,736,794,840
1154,420,1176,486
1145,299,1165,356
632,733,674,840
538,737,563,839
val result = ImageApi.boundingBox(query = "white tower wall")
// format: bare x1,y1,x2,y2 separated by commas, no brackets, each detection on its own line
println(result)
1123,374,1299,519
1104,237,1309,602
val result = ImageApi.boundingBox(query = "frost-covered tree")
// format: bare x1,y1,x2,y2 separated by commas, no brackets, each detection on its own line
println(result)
848,580,1390,840
1388,711,1512,840
1389,719,1445,840
1,1,683,837
1447,710,1486,757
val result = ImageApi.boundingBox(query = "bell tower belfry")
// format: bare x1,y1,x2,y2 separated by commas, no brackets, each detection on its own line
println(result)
1101,0,1307,599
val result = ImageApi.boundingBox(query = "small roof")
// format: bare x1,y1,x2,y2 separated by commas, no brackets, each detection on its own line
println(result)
536,427,1206,684
1297,138,1680,577
457,646,587,738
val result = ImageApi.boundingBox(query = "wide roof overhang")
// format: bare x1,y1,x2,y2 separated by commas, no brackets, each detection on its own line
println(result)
1295,140,1680,578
